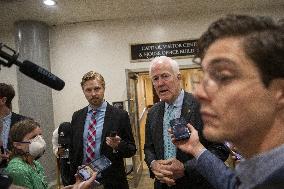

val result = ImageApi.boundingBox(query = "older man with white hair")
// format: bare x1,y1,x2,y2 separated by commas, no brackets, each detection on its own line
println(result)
144,56,229,189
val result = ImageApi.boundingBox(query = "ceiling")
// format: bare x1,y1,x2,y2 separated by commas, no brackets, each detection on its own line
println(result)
0,0,283,32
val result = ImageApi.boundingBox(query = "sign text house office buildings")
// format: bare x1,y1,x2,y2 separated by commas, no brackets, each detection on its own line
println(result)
130,39,198,62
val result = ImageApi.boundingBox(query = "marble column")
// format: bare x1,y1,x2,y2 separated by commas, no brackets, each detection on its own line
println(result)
14,20,56,184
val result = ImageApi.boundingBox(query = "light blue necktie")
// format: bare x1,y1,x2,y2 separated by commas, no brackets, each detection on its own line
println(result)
163,104,177,159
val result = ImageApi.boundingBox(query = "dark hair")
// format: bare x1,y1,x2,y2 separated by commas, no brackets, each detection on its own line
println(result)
196,15,284,87
0,83,15,109
10,119,40,157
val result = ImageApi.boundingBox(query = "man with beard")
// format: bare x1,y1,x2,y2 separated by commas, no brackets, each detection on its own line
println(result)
69,71,136,189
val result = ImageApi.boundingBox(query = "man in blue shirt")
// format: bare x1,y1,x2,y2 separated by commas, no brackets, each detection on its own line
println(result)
69,71,136,189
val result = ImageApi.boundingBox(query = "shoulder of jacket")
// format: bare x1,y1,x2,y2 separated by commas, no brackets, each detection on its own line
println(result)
108,104,128,115
11,112,26,119
73,106,88,115
148,101,163,113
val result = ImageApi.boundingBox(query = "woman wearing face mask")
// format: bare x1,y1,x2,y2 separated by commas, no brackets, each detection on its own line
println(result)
4,119,48,189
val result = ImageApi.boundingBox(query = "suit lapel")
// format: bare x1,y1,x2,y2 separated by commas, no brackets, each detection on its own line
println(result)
10,112,21,128
78,107,88,143
153,102,166,159
178,92,195,160
9,113,19,150
10,113,16,127
181,92,194,123
100,103,112,152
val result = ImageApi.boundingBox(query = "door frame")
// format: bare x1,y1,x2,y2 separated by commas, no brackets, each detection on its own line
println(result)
125,68,145,188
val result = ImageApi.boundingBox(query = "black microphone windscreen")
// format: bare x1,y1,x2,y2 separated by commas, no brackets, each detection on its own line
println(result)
19,60,65,91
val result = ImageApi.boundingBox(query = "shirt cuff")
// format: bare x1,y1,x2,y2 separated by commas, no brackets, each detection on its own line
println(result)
150,160,156,168
196,149,207,160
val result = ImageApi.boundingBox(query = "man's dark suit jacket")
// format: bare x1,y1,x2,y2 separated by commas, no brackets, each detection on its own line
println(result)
10,112,26,129
0,112,27,168
69,103,136,189
144,92,229,189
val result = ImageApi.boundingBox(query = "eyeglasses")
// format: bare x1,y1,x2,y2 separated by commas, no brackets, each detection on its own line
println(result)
151,73,172,85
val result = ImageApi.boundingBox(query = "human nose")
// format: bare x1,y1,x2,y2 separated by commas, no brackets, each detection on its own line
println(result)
156,78,164,86
193,82,208,102
90,90,97,96
154,77,165,86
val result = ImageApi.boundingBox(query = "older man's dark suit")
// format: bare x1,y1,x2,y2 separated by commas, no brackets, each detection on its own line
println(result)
69,103,136,189
144,92,229,189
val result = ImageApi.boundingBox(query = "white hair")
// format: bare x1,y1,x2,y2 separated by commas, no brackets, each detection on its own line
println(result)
149,56,180,76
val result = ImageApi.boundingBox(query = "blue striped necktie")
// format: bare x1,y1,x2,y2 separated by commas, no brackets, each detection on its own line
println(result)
163,104,177,159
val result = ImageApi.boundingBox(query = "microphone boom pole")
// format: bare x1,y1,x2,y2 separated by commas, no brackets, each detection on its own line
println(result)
0,43,65,91
0,43,21,67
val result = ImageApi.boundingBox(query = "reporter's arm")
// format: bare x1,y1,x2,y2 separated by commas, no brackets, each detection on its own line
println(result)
173,124,237,189
194,150,238,189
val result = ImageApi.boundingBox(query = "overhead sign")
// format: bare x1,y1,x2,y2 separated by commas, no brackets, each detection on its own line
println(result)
130,39,198,62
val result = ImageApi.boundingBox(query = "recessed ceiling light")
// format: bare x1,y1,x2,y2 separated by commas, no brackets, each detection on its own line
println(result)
43,0,56,6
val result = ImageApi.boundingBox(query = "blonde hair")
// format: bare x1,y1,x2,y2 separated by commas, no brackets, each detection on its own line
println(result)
80,71,105,88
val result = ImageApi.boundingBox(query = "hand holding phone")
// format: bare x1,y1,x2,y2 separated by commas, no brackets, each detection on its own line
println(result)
109,130,117,137
225,142,243,161
74,171,99,188
108,131,120,153
77,155,112,181
77,165,95,181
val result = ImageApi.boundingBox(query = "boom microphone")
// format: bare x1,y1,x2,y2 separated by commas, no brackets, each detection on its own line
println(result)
0,43,65,91
19,60,65,91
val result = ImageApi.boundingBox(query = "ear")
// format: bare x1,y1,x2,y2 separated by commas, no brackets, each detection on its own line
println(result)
271,79,284,109
0,97,7,105
177,73,182,81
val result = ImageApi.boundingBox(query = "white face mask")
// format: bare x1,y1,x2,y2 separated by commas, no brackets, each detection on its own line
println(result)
28,135,46,159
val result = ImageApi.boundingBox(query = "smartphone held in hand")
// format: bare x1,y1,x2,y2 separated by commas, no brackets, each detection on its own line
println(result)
77,155,112,181
109,130,117,137
170,117,191,141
